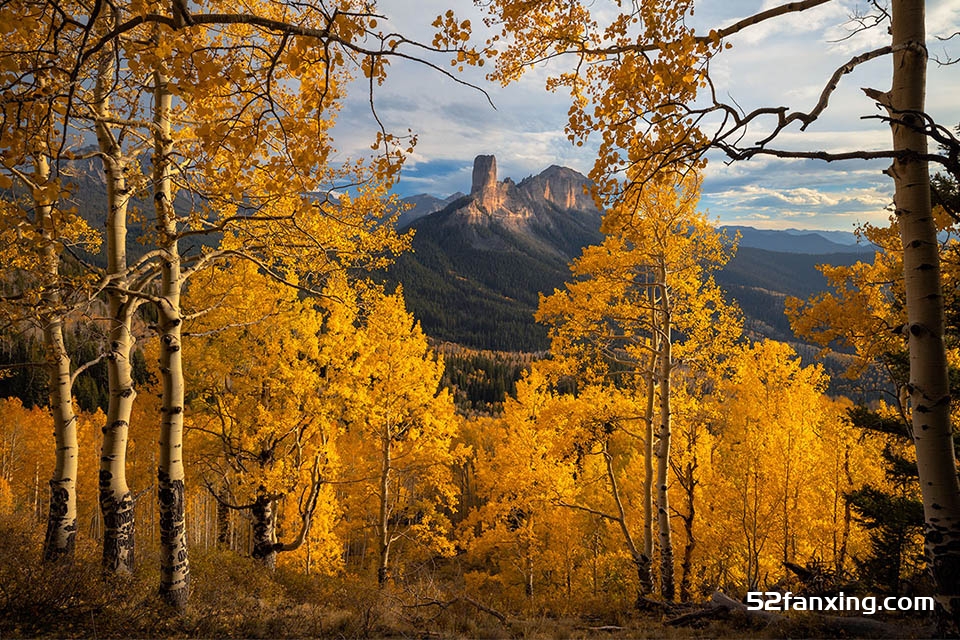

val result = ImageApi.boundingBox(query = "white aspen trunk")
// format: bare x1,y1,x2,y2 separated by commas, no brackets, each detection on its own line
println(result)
887,0,960,621
95,22,137,573
678,451,697,602
34,461,41,522
217,486,230,549
41,298,79,562
37,153,79,562
377,431,392,588
837,448,853,575
153,66,189,611
782,432,793,566
524,538,534,598
640,290,657,595
656,276,675,601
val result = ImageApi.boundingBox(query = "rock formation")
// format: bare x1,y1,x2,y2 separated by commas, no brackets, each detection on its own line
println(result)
519,165,598,212
471,154,505,212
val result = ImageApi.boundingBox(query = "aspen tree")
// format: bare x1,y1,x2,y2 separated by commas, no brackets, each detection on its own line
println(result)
89,5,144,574
323,284,462,589
4,0,485,606
75,0,476,606
184,260,336,570
462,371,598,601
0,4,100,560
789,207,959,596
537,175,739,600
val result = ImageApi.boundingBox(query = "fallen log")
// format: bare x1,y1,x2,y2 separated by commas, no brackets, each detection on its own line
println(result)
710,591,781,623
404,594,508,625
664,604,727,626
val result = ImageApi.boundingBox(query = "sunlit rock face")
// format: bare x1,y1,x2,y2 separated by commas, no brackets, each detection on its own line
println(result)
521,165,598,213
470,154,501,211
456,154,599,234
410,154,601,261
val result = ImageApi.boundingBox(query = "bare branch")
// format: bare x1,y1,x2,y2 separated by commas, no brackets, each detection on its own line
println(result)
403,594,508,625
201,477,257,511
554,497,620,522
797,46,892,132
77,11,492,106
716,145,906,164
70,352,107,386
580,0,833,57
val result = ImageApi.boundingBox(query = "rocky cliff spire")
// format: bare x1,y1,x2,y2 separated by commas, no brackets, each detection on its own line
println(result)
471,155,503,211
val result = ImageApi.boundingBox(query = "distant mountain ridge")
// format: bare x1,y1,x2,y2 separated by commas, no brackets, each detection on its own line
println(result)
387,156,876,352
395,192,466,228
721,225,873,255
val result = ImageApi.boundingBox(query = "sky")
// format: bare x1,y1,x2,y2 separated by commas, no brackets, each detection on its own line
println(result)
330,0,960,232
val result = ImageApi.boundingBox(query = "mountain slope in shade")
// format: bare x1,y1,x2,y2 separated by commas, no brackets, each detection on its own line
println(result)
717,246,870,343
48,151,876,354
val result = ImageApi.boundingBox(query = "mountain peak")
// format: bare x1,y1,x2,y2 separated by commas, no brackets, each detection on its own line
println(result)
471,155,505,212
518,164,597,212
471,155,497,194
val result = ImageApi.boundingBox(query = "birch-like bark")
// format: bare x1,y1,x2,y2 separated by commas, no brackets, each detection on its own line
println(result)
887,0,960,621
655,273,674,601
377,430,392,588
94,19,137,574
39,150,79,561
153,66,189,611
677,451,697,602
524,535,534,598
836,448,853,576
217,487,230,549
641,288,657,595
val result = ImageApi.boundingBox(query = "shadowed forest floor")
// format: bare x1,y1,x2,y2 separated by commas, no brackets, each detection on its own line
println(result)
0,516,938,639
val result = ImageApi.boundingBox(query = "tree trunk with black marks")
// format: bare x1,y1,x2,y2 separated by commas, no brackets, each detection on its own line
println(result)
95,19,138,573
250,457,324,567
655,272,675,601
251,492,280,570
595,441,651,607
154,65,189,611
641,305,657,595
377,432,392,589
678,460,696,603
42,314,78,562
37,152,78,563
524,548,534,598
884,0,960,625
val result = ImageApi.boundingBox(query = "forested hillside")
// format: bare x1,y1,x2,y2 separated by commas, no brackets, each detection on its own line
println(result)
1,0,957,638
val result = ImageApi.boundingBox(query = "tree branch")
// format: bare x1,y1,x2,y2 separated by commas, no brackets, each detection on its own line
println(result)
70,352,107,386
555,497,620,523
